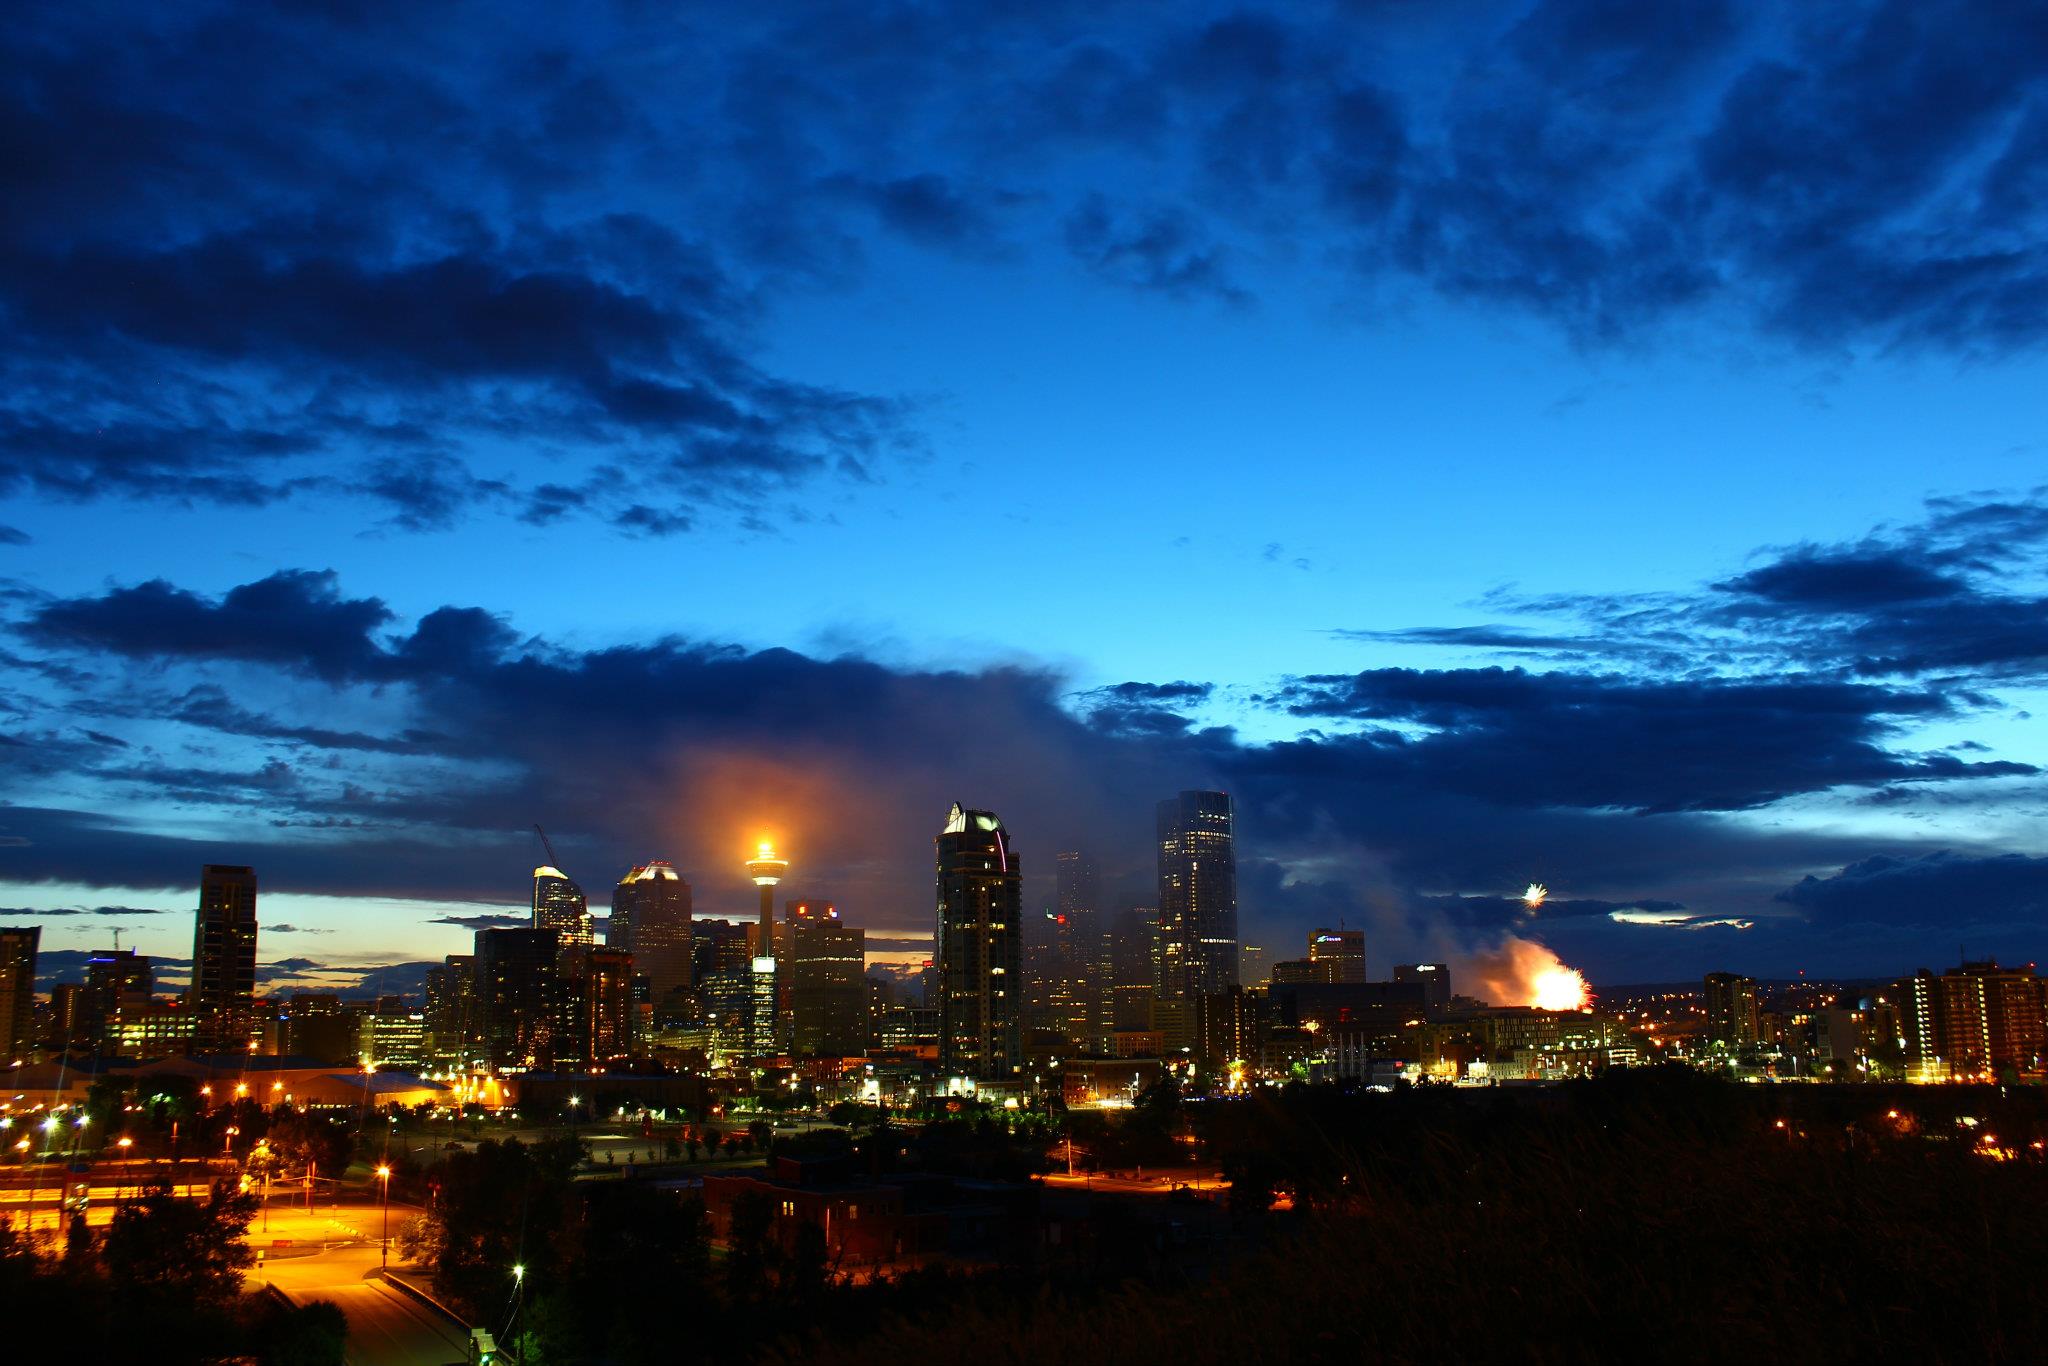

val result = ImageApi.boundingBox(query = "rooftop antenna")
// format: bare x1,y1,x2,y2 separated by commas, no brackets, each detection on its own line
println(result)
532,823,560,869
112,928,122,952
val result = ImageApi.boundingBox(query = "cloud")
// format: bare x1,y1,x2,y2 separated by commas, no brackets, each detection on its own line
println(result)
0,525,28,546
425,913,529,933
1776,851,2048,931
263,923,334,935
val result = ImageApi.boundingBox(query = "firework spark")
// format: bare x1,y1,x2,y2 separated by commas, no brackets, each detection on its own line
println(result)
1522,882,1548,909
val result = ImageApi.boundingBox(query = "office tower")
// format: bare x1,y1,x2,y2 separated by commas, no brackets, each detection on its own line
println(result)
935,803,1023,1079
84,947,154,1047
532,866,593,968
1050,851,1098,1048
281,994,358,1064
1103,907,1158,1043
476,927,560,1071
424,955,477,1070
780,899,865,1057
359,997,427,1071
691,919,754,990
1703,972,1761,1046
191,864,259,1052
612,862,693,1010
1156,791,1238,999
0,926,38,1060
562,946,635,1066
1393,963,1452,1016
45,983,84,1048
1239,944,1268,989
1308,928,1366,984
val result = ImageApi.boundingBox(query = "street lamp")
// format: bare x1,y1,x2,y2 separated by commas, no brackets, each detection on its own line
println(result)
376,1164,392,1269
116,1135,133,1203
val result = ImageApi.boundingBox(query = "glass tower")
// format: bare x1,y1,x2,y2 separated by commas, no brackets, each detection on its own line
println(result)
191,864,259,1053
611,861,693,1011
935,803,1022,1079
1155,791,1238,999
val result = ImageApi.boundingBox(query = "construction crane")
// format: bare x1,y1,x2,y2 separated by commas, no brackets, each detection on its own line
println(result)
532,823,561,870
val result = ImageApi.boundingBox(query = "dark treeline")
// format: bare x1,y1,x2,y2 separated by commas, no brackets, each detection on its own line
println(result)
788,1069,2048,1364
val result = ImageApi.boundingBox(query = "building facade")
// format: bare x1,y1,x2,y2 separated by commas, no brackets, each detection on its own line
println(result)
935,803,1023,1079
190,864,259,1053
1155,791,1238,1000
611,862,693,1012
1703,972,1761,1047
1308,929,1366,984
0,926,39,1060
477,927,560,1071
781,899,865,1057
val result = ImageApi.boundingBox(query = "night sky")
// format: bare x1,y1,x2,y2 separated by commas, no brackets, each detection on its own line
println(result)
7,1,2048,995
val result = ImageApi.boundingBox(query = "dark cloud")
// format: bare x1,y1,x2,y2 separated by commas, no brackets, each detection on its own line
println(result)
0,526,29,546
1777,851,2048,931
263,923,333,935
425,913,528,932
1,0,2043,544
1270,666,2029,814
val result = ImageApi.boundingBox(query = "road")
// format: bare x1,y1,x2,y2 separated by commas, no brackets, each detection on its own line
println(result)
248,1200,475,1366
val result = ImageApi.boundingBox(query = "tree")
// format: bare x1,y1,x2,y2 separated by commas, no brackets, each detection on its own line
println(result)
102,1178,256,1303
726,1189,777,1304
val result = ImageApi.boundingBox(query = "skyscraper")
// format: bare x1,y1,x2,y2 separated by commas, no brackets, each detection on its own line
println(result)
424,955,477,1071
935,803,1023,1079
1156,791,1238,999
191,864,258,1053
611,862,693,1011
1393,963,1452,1016
1308,928,1366,984
780,899,865,1057
562,946,636,1066
1049,851,1099,1048
532,866,593,967
0,926,37,1061
476,927,559,1071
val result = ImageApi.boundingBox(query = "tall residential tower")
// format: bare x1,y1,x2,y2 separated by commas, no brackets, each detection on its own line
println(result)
935,803,1022,1079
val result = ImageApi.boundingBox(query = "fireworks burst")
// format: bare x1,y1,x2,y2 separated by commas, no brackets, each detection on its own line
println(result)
1522,882,1548,909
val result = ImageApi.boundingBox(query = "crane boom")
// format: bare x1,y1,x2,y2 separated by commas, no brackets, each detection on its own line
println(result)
532,823,560,869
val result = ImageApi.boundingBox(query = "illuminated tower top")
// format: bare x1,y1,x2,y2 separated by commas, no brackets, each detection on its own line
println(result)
746,840,789,887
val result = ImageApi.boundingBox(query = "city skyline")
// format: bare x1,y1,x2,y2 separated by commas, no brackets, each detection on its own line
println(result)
9,3,2048,990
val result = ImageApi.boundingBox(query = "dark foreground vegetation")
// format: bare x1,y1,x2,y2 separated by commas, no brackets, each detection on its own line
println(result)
793,1070,2048,1365
0,1179,345,1364
393,1069,2048,1364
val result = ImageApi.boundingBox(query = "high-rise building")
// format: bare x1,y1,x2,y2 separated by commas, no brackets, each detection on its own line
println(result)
1703,972,1761,1047
191,864,259,1053
780,899,865,1057
691,919,754,990
1156,791,1238,1000
280,994,358,1064
84,948,154,1048
532,866,593,968
1049,851,1099,1049
360,998,428,1071
1102,907,1158,1047
1308,928,1366,984
1896,961,2046,1076
476,927,560,1071
611,862,693,1011
1393,963,1452,1016
424,955,477,1071
562,946,635,1066
1239,944,1269,990
0,926,38,1061
935,803,1023,1079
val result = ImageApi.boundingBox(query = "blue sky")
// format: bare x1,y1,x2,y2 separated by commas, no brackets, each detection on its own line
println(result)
6,0,2048,992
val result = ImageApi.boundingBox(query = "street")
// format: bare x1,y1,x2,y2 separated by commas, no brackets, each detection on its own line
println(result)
249,1199,476,1366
